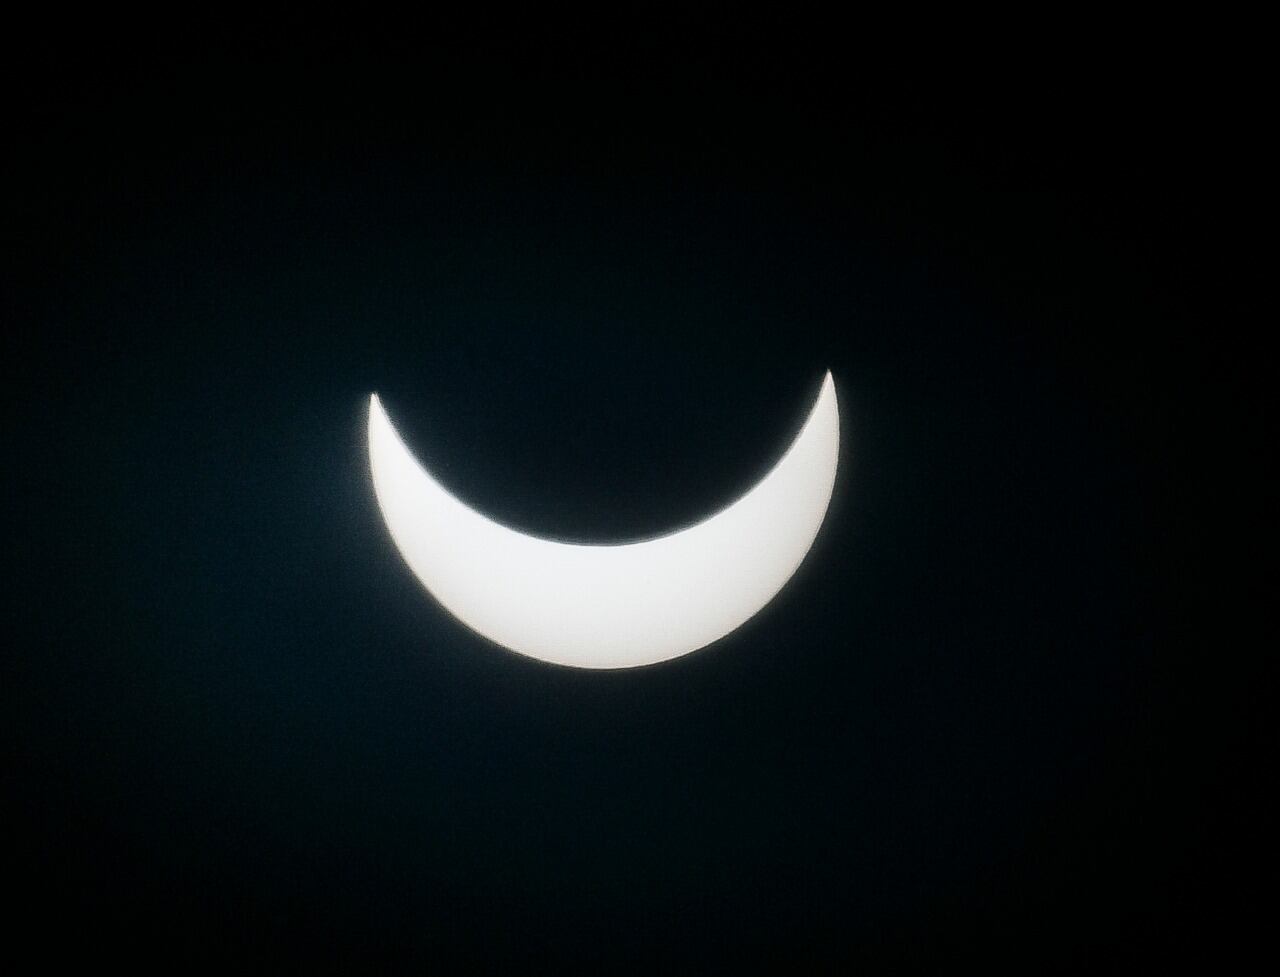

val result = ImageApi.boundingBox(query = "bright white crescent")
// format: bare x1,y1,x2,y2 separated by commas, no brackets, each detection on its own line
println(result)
368,373,840,668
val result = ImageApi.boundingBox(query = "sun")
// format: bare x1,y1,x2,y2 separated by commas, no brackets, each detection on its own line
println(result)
368,374,840,668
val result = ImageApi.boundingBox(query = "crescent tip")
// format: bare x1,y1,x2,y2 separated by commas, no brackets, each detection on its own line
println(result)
819,370,837,404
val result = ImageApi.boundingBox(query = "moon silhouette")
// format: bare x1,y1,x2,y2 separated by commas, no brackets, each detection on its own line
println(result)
368,373,840,668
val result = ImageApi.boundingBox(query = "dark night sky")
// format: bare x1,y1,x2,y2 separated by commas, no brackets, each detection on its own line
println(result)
4,30,1264,972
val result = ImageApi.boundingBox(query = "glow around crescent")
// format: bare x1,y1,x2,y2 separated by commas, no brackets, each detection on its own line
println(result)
368,373,840,668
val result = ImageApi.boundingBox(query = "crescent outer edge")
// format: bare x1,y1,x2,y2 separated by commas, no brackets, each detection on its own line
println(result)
368,373,840,669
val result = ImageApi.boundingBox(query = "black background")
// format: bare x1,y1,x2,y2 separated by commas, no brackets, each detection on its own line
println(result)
4,26,1264,972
